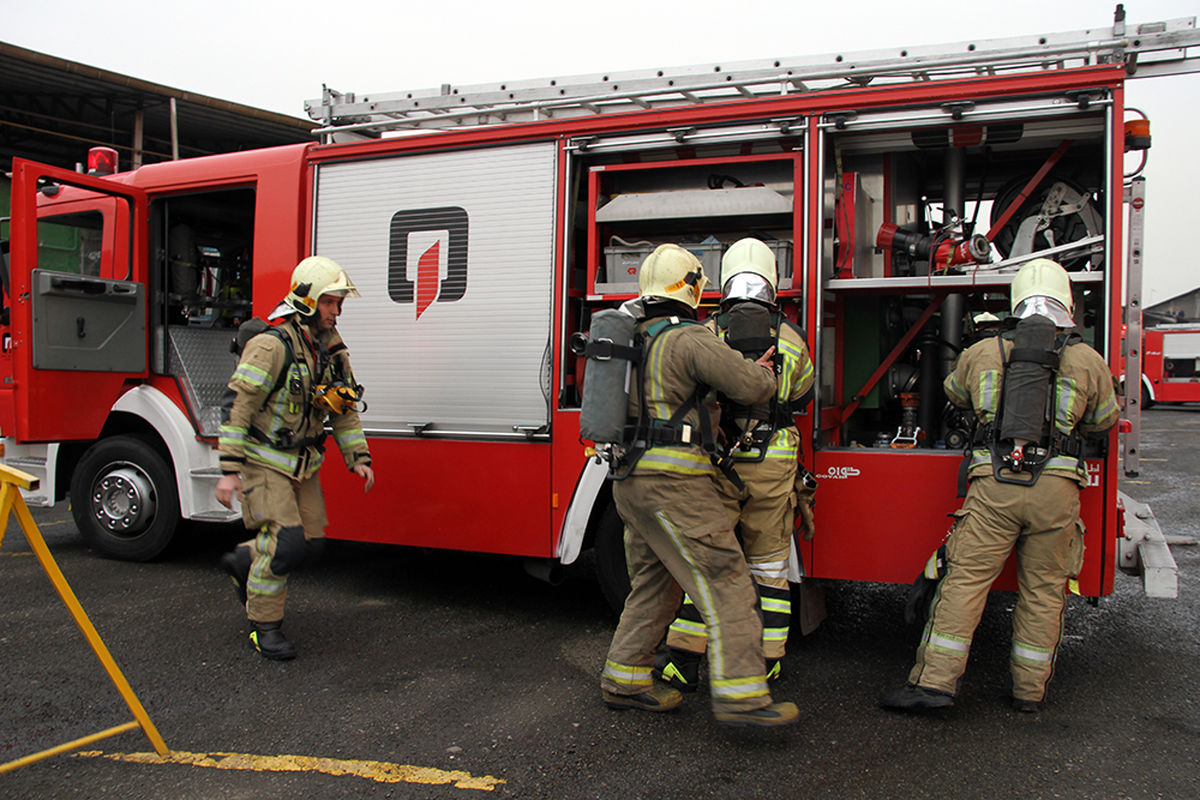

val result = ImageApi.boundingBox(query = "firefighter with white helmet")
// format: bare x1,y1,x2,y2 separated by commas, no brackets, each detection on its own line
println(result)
599,243,800,726
216,256,375,660
880,257,1118,712
655,238,815,691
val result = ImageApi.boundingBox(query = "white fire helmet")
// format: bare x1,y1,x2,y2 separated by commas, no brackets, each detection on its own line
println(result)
638,244,709,309
1010,257,1075,327
720,238,778,307
270,256,360,320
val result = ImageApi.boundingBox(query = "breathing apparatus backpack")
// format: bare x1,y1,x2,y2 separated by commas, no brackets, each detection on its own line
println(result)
713,303,812,462
986,314,1083,486
227,318,295,404
572,303,737,483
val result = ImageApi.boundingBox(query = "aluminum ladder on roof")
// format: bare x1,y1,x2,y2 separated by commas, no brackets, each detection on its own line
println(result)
306,10,1200,138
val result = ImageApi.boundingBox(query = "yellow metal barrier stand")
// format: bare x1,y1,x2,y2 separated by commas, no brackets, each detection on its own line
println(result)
0,464,168,775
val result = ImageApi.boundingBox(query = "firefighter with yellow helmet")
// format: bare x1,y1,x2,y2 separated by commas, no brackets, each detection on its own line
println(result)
216,256,375,660
599,243,799,727
880,258,1118,712
655,238,815,691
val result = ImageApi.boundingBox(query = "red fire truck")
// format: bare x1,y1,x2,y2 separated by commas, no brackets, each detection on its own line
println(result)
1138,324,1200,407
3,10,1192,608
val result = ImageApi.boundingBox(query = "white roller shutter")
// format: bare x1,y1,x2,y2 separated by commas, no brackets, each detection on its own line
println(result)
313,142,557,437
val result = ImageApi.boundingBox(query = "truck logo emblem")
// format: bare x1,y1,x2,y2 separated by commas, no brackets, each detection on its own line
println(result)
388,207,469,320
819,466,861,480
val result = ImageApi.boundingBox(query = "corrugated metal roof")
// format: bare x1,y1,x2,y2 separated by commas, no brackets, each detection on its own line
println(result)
0,41,316,172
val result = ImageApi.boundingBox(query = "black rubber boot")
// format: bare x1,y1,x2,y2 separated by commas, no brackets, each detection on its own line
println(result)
653,648,702,693
249,620,297,661
878,684,954,711
1011,696,1043,713
220,545,252,607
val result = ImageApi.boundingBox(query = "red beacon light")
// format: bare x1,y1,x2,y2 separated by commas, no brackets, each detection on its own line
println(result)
87,146,118,176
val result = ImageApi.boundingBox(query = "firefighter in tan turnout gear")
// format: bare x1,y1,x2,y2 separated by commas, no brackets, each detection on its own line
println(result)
880,258,1119,712
216,256,375,660
599,243,799,727
655,238,816,692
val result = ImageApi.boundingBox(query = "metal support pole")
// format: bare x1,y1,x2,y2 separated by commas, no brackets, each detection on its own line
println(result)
933,148,967,442
169,97,179,161
132,109,144,170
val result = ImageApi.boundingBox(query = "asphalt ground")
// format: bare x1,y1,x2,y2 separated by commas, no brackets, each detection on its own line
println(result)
1,405,1198,799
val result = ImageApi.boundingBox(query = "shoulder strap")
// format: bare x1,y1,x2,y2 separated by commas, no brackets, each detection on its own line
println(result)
777,313,807,341
259,327,296,399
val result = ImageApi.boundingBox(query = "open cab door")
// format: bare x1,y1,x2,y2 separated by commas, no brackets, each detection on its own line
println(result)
3,159,149,442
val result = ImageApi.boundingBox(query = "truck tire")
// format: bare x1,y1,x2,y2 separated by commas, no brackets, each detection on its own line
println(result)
1141,382,1154,409
70,435,180,561
594,502,631,613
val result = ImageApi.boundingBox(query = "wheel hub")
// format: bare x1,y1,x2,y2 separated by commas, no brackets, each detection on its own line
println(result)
91,466,156,535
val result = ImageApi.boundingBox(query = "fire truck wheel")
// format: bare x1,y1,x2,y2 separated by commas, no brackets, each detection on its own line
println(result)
1141,383,1154,409
594,502,631,613
69,435,180,562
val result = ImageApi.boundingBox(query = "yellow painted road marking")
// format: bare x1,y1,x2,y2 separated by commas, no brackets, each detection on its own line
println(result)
74,750,505,791
1124,480,1151,484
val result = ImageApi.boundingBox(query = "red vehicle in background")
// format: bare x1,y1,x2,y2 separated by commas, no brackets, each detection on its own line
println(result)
1138,325,1200,407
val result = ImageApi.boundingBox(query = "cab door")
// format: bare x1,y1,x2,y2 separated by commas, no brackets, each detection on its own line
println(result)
5,158,149,442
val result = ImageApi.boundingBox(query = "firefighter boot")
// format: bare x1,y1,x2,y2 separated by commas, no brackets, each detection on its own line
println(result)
1012,696,1043,713
766,659,783,682
602,684,684,713
653,647,702,693
249,620,297,661
878,684,954,711
220,545,252,607
714,702,800,728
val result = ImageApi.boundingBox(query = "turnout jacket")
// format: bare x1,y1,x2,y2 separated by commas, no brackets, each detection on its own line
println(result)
626,317,776,478
706,314,815,462
945,331,1119,487
219,316,371,480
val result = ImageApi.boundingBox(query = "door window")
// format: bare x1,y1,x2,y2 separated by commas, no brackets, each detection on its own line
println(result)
37,211,104,276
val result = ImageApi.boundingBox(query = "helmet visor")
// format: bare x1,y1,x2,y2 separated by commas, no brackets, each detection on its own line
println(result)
1012,296,1074,327
722,272,776,306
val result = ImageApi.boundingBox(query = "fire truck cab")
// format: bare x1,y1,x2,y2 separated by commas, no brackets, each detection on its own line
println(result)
3,10,1193,604
1139,324,1200,407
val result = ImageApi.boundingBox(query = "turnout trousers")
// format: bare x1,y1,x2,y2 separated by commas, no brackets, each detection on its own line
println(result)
666,457,796,660
238,462,329,623
909,474,1085,702
601,471,771,713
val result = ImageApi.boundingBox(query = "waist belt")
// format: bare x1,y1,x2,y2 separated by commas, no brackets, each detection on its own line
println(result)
982,426,1084,487
249,424,328,452
625,419,705,448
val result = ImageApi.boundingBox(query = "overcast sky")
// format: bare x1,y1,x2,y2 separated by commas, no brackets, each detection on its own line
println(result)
6,0,1199,304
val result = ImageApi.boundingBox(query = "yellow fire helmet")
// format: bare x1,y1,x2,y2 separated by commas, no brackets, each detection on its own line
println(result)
1010,257,1075,327
278,256,360,320
637,243,709,309
720,237,778,306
